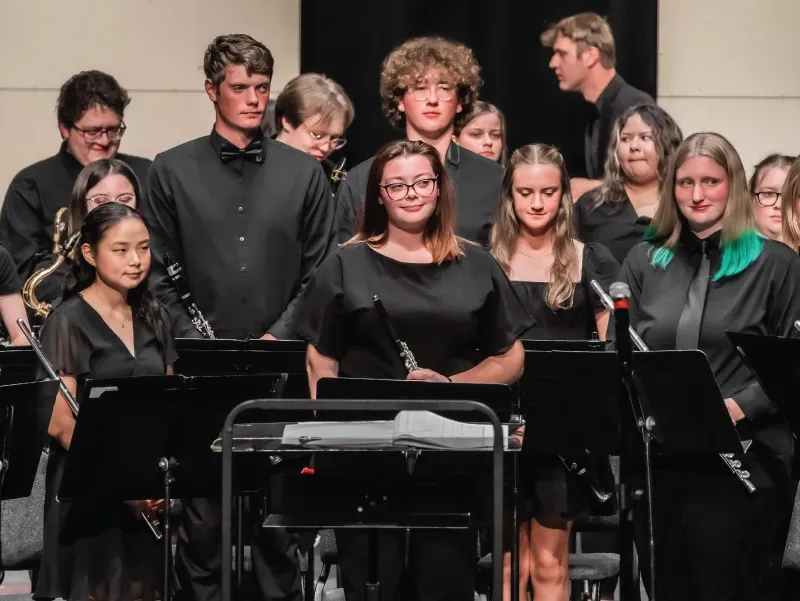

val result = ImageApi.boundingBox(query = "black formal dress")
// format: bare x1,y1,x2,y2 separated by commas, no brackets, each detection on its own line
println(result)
292,241,532,601
147,128,331,601
615,229,800,601
332,142,503,247
34,295,176,601
573,188,652,265
510,244,619,523
0,143,151,304
583,75,653,180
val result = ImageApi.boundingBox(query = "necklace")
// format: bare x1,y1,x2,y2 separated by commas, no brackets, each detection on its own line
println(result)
107,309,132,329
519,250,553,260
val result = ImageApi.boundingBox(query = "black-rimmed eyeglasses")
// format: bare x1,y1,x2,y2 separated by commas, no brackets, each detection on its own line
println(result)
72,121,127,143
379,178,438,201
755,191,781,207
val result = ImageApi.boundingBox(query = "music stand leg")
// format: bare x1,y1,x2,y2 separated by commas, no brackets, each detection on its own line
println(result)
511,454,519,601
236,497,244,598
159,457,177,601
366,528,380,601
643,433,656,600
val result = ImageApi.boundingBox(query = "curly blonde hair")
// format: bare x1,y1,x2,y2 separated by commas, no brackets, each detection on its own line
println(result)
379,36,482,128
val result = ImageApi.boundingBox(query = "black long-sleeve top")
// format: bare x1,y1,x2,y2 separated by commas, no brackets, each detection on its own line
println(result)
146,128,333,340
332,142,503,246
0,143,151,303
616,230,800,458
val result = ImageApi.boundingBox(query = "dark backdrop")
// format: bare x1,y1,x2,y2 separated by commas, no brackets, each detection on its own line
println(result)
300,0,657,177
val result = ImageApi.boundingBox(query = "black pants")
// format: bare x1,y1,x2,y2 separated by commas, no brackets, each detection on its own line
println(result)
174,497,302,601
336,529,476,601
633,458,790,601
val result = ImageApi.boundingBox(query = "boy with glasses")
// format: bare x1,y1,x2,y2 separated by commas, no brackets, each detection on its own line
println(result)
333,36,503,246
0,70,150,306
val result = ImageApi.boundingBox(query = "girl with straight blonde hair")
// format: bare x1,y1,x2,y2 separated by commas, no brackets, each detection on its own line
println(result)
491,143,619,601
616,132,800,601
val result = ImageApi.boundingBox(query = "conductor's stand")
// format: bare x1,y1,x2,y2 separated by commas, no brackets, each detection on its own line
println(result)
218,379,513,601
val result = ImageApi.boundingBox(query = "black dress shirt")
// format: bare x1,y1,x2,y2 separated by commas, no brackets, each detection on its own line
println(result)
585,75,654,179
574,188,652,264
146,128,333,340
0,246,21,295
616,230,800,458
0,143,151,303
332,142,503,246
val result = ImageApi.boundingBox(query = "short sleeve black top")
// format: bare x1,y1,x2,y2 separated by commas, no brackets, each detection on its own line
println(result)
39,295,177,383
510,243,620,340
291,242,532,379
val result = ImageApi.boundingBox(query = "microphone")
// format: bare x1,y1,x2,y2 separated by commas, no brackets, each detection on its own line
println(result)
610,281,633,367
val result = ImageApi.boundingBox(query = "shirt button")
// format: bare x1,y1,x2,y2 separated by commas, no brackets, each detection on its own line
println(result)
241,266,246,272
239,236,245,242
238,206,243,212
237,177,242,183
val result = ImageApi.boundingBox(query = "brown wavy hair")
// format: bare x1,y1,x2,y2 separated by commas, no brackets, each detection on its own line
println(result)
780,157,800,252
593,104,683,211
346,140,462,263
490,144,578,310
380,36,482,129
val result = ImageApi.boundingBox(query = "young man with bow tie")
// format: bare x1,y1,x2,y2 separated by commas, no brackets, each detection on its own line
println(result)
146,33,332,601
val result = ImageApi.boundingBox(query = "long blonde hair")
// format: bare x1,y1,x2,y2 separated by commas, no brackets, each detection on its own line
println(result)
780,156,800,252
647,132,761,279
490,144,578,310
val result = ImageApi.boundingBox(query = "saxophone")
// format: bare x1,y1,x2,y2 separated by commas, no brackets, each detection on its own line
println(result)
22,208,81,319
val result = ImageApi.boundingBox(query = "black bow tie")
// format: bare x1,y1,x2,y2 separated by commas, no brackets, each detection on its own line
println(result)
220,140,263,164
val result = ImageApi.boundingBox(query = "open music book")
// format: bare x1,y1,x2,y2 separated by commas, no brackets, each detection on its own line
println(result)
281,410,508,450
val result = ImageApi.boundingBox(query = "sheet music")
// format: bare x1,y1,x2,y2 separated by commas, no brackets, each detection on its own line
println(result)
281,420,395,447
393,410,508,450
280,412,508,450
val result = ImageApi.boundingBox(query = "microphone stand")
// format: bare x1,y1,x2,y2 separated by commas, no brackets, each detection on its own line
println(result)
605,283,658,601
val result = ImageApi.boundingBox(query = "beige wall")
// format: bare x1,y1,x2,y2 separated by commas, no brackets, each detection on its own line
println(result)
658,0,800,174
0,0,300,199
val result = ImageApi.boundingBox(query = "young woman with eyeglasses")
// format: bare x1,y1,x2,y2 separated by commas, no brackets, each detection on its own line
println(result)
748,153,794,240
292,139,530,601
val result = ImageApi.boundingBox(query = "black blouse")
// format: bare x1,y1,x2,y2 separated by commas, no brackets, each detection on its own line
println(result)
574,188,652,264
617,231,800,456
36,294,177,600
511,243,620,340
291,242,532,379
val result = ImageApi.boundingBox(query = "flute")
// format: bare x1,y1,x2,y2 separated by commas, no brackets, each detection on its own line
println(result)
16,319,165,538
587,282,757,495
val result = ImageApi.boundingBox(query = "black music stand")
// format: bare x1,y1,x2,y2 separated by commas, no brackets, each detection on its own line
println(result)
174,338,306,376
726,331,800,438
219,397,506,601
58,373,290,601
521,339,606,352
0,380,59,496
521,348,749,600
0,347,38,385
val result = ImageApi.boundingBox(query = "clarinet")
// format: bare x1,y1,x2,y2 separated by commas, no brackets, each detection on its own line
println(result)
589,280,756,495
372,295,419,373
163,253,215,339
16,319,165,539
